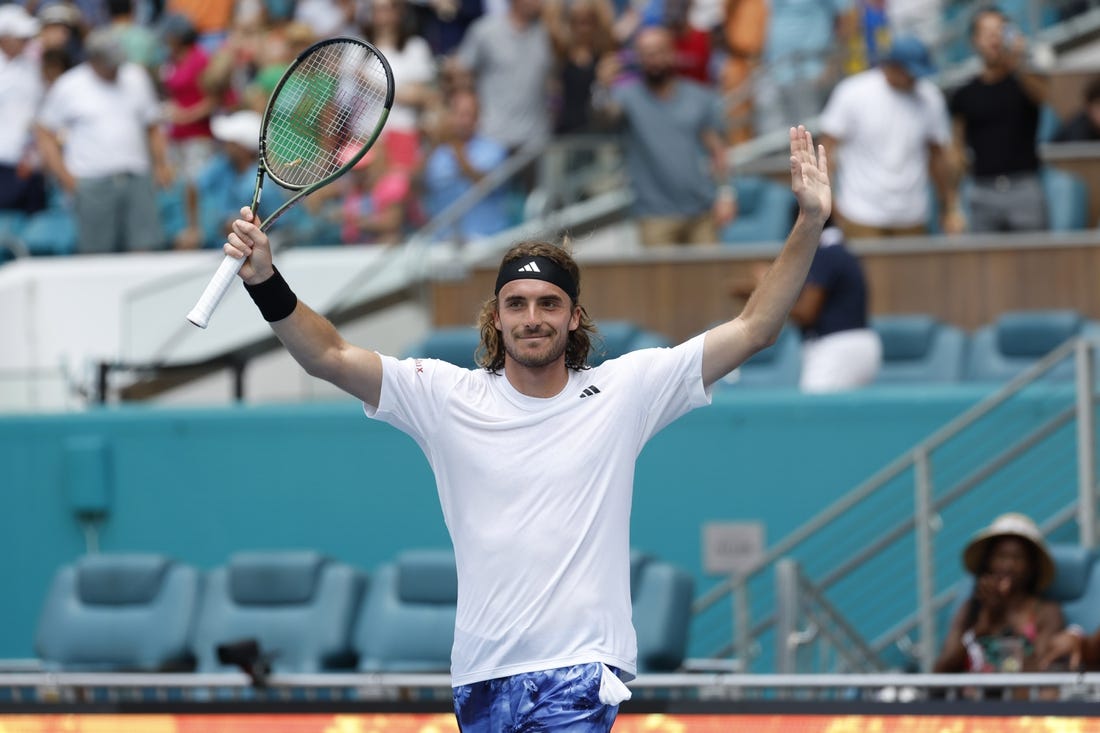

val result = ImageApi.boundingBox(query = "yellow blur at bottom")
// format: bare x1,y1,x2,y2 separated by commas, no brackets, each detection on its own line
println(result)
2,715,1100,733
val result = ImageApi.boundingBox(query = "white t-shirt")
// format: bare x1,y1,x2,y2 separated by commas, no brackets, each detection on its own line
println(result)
375,36,436,134
819,68,951,228
37,62,160,178
0,52,43,165
365,334,711,686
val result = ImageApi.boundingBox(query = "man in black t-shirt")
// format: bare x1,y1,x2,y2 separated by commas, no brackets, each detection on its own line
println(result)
948,6,1048,233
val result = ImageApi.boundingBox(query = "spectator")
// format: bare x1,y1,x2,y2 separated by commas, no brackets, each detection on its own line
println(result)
1052,77,1100,142
544,0,617,135
37,2,85,64
244,20,315,112
35,28,172,253
410,0,484,57
294,0,357,37
160,13,216,185
105,0,159,74
731,215,880,392
719,0,767,143
665,0,710,83
336,145,412,245
201,16,264,114
0,5,46,216
421,88,511,241
949,5,1048,233
754,0,855,136
594,25,735,246
452,0,553,154
179,110,258,249
164,0,234,47
361,0,437,172
819,35,962,238
934,513,1065,678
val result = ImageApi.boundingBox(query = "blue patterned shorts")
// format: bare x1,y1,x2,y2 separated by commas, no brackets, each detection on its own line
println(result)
453,662,622,732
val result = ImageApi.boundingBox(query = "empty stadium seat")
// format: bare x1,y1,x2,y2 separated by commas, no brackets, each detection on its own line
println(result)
403,326,481,369
720,176,797,245
963,309,1089,383
35,553,200,671
1042,167,1089,232
353,548,457,672
20,210,76,256
720,324,802,388
632,553,695,673
590,320,671,365
872,314,968,384
190,550,365,673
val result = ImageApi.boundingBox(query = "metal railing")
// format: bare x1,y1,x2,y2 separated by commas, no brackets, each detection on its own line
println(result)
694,336,1100,673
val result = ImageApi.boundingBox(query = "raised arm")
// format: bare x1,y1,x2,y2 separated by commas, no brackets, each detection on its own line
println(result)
701,125,830,386
225,208,384,407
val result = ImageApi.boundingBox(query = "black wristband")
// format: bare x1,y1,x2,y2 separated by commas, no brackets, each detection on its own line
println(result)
244,267,298,322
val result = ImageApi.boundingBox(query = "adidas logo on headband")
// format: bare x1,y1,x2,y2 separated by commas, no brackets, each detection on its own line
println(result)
518,261,541,273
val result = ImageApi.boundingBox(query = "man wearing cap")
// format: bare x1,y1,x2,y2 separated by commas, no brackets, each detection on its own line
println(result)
176,110,275,250
819,34,963,238
934,512,1065,680
0,5,46,216
35,27,172,253
216,125,830,731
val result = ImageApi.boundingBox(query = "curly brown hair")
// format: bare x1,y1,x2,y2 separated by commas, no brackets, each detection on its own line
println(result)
476,241,597,371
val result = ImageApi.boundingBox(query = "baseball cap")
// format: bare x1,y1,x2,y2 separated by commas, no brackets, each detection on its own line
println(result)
882,35,936,79
211,111,262,151
37,2,82,27
0,5,41,38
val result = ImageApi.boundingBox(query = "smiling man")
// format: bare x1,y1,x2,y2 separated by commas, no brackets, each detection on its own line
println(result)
222,126,831,731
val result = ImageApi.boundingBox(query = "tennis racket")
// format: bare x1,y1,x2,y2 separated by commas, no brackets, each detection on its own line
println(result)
186,37,395,328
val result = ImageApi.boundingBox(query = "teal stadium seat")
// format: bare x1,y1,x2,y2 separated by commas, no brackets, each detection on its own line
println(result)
590,320,671,365
353,548,457,672
631,552,695,672
190,551,365,673
1041,167,1089,232
720,176,797,245
0,211,27,262
872,314,968,384
34,553,200,671
720,324,801,388
403,326,481,369
963,309,1091,383
20,209,76,256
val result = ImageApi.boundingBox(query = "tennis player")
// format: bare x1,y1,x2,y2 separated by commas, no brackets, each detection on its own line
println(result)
224,125,831,731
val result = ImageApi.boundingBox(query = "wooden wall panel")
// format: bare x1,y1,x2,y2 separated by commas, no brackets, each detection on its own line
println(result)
430,238,1100,342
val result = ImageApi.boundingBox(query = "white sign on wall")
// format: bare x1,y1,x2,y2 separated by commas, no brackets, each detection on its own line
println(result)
702,521,765,576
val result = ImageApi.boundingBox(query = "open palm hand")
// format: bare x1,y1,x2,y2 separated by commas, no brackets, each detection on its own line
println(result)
789,125,831,222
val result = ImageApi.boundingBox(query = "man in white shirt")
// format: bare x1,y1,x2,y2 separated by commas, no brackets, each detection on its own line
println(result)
0,6,46,215
35,28,172,253
220,127,831,731
819,35,963,238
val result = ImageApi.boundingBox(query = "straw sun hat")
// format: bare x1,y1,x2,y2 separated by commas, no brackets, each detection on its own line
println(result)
962,512,1056,592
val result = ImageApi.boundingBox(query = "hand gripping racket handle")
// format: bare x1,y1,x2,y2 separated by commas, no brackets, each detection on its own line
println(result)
186,254,247,328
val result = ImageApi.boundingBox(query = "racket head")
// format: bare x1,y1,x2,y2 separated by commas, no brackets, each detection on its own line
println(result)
259,37,395,192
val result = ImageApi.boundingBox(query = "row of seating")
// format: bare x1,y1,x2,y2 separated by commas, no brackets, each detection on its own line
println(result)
32,548,694,675
406,310,1096,387
733,309,1099,388
723,166,1090,246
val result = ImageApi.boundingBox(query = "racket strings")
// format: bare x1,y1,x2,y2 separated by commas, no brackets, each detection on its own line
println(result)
264,41,390,188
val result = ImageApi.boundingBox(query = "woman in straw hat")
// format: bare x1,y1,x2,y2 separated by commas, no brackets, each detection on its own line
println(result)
934,513,1066,677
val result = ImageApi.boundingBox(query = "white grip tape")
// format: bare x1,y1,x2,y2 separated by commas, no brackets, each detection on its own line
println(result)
186,254,247,328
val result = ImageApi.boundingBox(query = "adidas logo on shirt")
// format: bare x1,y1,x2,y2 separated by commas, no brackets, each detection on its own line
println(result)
579,385,601,398
518,261,541,273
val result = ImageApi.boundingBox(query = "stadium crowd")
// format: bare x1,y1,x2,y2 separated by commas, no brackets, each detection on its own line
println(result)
0,0,1092,255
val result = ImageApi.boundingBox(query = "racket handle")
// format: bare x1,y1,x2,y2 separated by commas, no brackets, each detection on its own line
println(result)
186,254,247,329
